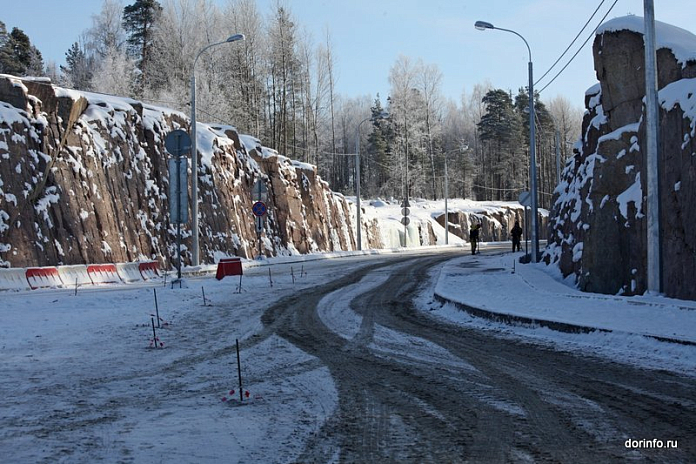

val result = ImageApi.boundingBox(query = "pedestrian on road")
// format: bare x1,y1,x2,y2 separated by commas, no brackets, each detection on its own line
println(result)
469,223,481,255
511,220,523,252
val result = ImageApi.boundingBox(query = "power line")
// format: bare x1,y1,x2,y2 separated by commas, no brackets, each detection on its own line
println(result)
535,0,606,86
537,0,619,95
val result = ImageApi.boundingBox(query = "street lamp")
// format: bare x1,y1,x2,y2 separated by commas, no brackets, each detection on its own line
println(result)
354,111,389,250
475,20,540,263
643,1,662,293
190,33,245,266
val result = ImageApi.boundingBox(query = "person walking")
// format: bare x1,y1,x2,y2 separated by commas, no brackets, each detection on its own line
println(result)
511,220,523,252
469,223,481,255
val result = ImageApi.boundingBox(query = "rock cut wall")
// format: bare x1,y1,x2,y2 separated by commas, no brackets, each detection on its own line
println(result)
0,75,357,268
544,16,696,299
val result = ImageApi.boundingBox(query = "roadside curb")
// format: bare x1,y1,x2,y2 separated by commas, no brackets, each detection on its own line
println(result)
433,291,696,347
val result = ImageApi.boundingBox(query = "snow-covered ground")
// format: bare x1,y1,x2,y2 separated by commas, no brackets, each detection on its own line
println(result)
2,242,695,462
0,256,365,463
427,248,696,376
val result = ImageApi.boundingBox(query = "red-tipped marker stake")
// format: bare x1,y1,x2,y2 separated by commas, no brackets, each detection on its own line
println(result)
151,317,158,349
154,289,160,328
236,339,243,401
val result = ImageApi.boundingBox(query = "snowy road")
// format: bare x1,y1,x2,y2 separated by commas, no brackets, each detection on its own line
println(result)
2,249,695,463
261,251,696,463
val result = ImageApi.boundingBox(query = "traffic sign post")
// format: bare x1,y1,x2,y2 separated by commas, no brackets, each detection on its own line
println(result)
165,129,192,157
518,191,531,261
253,179,268,202
165,130,192,280
251,186,269,258
401,199,410,247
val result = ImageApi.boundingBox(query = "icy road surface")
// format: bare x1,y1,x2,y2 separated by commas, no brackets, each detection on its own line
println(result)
263,252,696,463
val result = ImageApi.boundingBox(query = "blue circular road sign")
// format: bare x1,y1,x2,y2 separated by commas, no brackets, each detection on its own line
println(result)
252,201,267,217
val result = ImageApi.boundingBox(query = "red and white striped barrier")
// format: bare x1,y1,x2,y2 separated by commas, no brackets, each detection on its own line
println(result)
0,268,32,290
1,260,174,292
139,261,160,280
25,267,64,290
58,265,92,287
87,264,122,284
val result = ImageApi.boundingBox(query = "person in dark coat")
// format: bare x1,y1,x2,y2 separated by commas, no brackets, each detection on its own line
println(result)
511,220,523,252
469,223,481,255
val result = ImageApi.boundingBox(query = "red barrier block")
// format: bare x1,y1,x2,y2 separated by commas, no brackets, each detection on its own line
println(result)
216,258,243,280
139,261,160,280
25,267,64,290
87,264,121,284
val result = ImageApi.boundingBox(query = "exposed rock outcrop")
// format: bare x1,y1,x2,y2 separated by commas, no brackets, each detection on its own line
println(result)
0,75,357,268
544,16,696,300
1,76,547,270
437,206,546,244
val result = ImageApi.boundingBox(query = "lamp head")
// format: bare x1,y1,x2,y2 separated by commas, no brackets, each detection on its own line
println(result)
474,21,494,31
226,34,246,43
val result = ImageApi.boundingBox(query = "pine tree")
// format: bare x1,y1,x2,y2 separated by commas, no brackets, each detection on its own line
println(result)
60,42,93,90
516,88,555,208
0,25,43,76
366,96,390,197
122,0,162,96
477,89,523,200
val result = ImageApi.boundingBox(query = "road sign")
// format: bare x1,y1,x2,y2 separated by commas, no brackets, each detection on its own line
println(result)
256,216,264,232
518,191,531,207
401,207,410,217
168,158,188,223
252,201,267,217
165,129,192,157
401,216,410,226
401,198,410,208
253,179,268,202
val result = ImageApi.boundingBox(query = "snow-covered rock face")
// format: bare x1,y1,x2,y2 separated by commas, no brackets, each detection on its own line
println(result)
0,76,553,269
0,75,357,267
544,17,696,300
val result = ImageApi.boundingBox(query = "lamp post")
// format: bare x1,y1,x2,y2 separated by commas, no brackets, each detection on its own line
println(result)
190,33,245,266
475,20,539,263
643,0,662,293
354,111,389,250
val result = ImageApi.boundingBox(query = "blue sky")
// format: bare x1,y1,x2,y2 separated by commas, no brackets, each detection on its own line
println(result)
3,0,696,107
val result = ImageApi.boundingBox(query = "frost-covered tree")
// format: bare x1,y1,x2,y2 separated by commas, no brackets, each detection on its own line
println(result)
414,60,443,200
85,0,134,96
88,0,128,59
267,2,300,156
92,45,135,96
221,0,266,137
